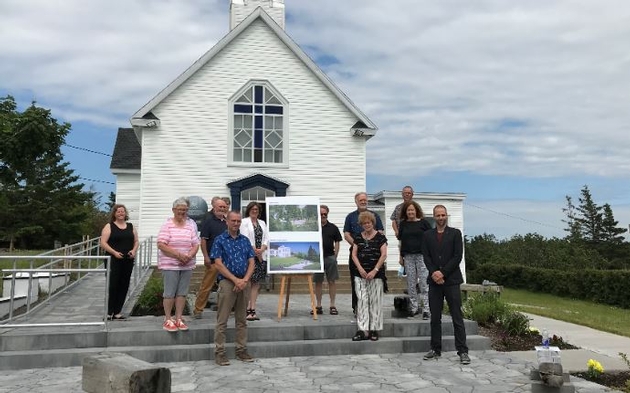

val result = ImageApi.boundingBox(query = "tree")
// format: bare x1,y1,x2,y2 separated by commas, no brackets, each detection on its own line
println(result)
562,196,582,243
106,191,116,212
0,95,93,250
600,203,627,245
575,185,603,244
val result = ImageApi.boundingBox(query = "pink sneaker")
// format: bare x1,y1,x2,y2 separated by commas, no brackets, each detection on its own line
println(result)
163,319,178,332
175,319,189,331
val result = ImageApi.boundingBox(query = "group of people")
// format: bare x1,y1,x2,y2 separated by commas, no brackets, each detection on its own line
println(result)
156,197,269,365
101,197,266,365
101,185,470,366
339,187,470,365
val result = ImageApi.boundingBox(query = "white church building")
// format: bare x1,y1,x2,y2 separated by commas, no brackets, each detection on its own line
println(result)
109,0,467,275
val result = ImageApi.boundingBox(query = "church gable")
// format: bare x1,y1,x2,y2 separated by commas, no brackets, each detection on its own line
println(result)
131,7,376,137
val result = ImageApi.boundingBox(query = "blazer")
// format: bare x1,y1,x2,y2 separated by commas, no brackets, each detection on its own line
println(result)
422,226,464,286
239,217,269,261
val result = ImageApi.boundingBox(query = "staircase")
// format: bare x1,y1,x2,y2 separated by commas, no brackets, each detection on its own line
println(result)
0,294,490,370
0,266,490,371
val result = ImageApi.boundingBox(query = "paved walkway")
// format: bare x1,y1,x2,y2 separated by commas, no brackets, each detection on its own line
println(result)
1,274,628,392
1,351,623,393
509,314,630,374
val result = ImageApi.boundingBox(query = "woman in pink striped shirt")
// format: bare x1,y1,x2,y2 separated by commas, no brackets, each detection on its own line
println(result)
157,197,200,332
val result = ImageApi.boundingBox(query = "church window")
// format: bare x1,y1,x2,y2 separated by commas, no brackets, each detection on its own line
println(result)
231,82,286,164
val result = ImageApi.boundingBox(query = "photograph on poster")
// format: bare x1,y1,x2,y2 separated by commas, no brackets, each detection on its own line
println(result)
268,241,322,272
267,196,323,274
268,204,318,232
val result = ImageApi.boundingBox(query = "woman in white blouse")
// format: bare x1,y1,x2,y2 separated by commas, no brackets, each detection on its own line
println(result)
239,202,269,321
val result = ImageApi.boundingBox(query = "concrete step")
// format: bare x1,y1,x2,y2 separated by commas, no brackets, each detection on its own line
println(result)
0,317,489,369
0,335,490,370
0,317,480,351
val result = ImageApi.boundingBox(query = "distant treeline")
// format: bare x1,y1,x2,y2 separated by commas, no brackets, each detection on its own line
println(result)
466,185,630,308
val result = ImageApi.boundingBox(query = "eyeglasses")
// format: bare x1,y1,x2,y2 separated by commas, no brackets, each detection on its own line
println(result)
320,213,327,217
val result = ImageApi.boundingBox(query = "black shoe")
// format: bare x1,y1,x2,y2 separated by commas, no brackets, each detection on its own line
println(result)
422,312,430,320
369,331,379,341
423,350,441,360
352,330,367,341
459,353,471,365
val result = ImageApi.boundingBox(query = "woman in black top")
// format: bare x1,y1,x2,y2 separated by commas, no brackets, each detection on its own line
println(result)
100,204,138,320
398,201,432,319
351,211,387,341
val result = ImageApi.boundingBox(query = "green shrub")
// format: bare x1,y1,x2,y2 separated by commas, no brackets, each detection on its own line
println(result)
499,308,530,336
469,264,630,309
462,293,508,326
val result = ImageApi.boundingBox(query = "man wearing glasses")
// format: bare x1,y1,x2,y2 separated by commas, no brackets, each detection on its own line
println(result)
193,196,229,319
343,192,385,315
311,205,342,315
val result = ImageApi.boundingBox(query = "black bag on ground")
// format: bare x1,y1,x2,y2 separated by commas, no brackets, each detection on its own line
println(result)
394,296,411,313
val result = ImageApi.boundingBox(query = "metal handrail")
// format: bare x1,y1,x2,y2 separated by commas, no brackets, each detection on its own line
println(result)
0,256,110,328
0,236,155,329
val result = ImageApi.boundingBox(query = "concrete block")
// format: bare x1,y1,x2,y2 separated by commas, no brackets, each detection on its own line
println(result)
82,352,171,393
530,369,571,382
531,381,575,393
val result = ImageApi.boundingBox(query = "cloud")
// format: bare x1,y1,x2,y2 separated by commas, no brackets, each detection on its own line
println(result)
2,0,629,238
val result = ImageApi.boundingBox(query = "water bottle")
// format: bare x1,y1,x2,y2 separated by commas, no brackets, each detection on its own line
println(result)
542,328,550,348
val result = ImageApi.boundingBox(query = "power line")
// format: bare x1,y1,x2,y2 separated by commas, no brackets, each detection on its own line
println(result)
464,202,564,230
79,177,115,185
64,143,112,157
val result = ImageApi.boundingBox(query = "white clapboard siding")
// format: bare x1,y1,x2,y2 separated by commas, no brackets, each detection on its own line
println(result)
113,172,141,230
135,19,368,259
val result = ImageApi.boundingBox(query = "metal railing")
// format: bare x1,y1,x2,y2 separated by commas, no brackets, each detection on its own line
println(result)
1,256,109,328
0,236,154,329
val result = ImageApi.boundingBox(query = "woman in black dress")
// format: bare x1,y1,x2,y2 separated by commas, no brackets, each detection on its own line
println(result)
100,204,138,320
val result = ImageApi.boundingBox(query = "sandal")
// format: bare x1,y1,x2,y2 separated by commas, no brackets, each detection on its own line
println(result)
352,330,368,341
112,314,126,320
310,306,323,315
329,306,338,315
246,309,255,321
251,310,260,321
369,331,379,341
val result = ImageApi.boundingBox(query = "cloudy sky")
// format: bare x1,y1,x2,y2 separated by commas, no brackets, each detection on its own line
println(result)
2,0,629,239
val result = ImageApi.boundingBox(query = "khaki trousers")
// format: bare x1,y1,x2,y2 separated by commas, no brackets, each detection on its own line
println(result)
214,279,250,356
193,264,219,315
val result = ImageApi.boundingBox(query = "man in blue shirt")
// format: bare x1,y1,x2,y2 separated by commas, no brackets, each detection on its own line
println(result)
210,211,256,366
343,192,384,314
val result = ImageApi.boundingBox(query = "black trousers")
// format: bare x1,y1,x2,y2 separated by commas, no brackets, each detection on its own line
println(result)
108,259,134,315
348,253,358,312
428,283,468,354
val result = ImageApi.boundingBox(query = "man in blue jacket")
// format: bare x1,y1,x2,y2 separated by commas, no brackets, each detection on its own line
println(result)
421,205,470,365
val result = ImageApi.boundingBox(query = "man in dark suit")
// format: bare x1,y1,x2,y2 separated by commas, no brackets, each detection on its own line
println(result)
421,205,470,364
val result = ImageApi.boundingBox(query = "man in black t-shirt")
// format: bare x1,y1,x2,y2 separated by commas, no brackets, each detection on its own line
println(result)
193,196,228,318
312,205,342,315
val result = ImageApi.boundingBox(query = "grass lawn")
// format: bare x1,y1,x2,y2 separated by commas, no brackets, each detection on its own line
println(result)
502,287,630,338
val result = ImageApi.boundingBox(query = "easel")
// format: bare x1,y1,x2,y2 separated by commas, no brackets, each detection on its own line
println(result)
276,274,318,321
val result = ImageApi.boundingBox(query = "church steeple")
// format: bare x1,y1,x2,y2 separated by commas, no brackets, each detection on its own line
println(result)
230,0,285,30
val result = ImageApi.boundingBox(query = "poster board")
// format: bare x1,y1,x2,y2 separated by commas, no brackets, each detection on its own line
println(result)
266,196,323,274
